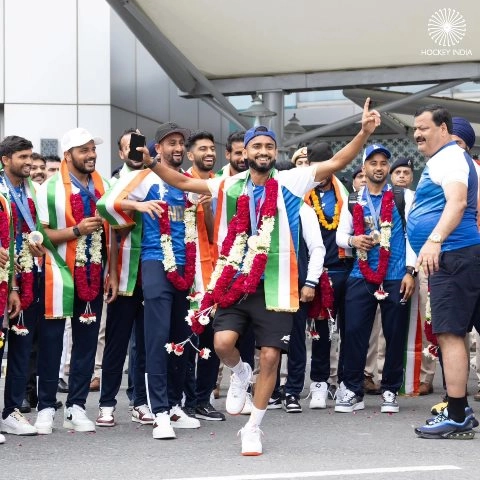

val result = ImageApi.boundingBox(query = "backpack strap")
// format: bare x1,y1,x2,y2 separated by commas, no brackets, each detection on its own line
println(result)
347,191,358,216
392,186,406,231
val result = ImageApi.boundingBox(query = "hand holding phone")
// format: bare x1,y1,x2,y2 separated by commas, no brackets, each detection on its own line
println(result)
128,133,146,161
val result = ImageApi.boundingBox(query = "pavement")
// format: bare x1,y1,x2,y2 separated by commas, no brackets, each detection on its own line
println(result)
1,359,480,480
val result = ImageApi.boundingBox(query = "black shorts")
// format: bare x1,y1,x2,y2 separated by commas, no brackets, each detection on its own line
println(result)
213,283,294,352
430,244,480,337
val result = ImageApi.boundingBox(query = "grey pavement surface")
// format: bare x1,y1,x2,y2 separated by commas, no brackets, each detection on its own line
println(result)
1,362,480,480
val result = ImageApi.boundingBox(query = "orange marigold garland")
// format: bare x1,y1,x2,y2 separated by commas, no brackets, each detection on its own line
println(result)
310,189,340,230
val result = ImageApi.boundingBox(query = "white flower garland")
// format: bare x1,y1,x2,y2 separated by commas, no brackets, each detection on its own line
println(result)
160,204,197,273
0,261,8,284
74,229,103,267
19,233,34,273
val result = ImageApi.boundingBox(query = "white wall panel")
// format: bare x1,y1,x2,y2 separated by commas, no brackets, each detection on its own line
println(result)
110,106,137,173
0,1,4,103
4,0,77,104
3,104,77,155
78,0,110,104
78,105,111,179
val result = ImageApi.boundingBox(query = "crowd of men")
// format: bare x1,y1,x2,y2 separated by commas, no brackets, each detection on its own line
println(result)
0,99,479,454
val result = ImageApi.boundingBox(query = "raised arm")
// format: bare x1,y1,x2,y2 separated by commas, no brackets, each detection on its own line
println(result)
314,98,381,182
138,148,211,195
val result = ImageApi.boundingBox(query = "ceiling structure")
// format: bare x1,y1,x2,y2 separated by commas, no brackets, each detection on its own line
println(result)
106,0,480,150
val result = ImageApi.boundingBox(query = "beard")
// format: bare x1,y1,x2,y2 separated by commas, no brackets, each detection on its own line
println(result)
248,157,276,173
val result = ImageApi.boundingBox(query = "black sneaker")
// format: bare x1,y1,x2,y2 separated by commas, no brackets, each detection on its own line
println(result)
184,406,197,417
327,384,337,400
195,403,226,421
283,394,302,413
267,397,282,410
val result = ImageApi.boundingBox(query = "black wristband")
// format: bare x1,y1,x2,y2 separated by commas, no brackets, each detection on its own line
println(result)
304,280,318,288
73,226,81,238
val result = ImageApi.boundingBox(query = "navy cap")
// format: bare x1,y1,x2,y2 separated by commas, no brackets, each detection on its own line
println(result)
362,144,391,164
390,157,413,174
352,165,363,180
244,125,277,147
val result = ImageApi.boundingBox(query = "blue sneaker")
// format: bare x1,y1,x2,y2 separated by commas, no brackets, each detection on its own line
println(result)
425,406,479,428
415,408,476,439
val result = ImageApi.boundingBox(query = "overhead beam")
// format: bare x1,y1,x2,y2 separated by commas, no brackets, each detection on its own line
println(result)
106,0,250,128
283,79,467,147
182,63,480,97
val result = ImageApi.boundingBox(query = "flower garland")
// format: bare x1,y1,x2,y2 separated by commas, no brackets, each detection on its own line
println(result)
353,190,394,300
0,330,5,349
165,338,211,360
307,270,335,340
0,209,10,317
71,191,103,324
185,177,278,337
158,198,197,291
310,189,340,230
10,200,36,311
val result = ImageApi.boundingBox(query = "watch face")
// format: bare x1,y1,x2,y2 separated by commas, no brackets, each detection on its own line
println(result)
429,233,442,242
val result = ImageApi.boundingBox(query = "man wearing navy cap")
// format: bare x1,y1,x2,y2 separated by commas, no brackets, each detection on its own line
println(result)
352,166,366,192
390,157,414,189
130,99,381,455
336,143,417,414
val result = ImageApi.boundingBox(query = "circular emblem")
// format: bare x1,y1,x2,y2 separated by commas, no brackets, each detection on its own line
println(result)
428,8,466,47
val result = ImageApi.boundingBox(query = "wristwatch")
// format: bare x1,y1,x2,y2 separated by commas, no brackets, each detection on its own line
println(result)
406,266,417,278
427,232,443,243
73,225,81,238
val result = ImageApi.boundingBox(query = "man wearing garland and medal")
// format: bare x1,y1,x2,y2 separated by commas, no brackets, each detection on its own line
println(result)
301,141,353,410
0,136,44,437
95,128,153,428
131,98,381,455
409,107,480,439
335,144,417,414
34,128,114,435
97,122,202,440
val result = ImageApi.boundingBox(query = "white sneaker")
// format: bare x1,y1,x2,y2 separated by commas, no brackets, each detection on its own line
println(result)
0,433,5,444
0,409,37,436
240,393,253,415
309,382,328,409
34,408,55,435
380,390,399,413
169,405,200,429
96,406,115,427
63,405,95,432
239,425,263,456
226,362,253,415
153,412,176,439
132,404,154,425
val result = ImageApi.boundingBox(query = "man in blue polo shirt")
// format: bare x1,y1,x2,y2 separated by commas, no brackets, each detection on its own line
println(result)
408,105,480,439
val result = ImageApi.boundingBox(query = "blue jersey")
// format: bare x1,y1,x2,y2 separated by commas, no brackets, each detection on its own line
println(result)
407,142,480,254
350,185,407,281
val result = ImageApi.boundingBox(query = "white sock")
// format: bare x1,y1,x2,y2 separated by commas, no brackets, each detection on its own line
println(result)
246,405,266,429
230,360,247,380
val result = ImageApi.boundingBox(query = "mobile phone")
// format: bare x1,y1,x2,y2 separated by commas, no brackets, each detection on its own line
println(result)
128,133,146,161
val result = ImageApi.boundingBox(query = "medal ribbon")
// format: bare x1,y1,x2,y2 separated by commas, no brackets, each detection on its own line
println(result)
247,178,266,237
2,174,36,232
69,173,98,204
364,187,383,233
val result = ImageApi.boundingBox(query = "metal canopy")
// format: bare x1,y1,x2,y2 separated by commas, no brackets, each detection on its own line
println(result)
107,0,480,137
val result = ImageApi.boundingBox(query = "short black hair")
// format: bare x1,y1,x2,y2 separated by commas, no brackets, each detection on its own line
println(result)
414,105,452,133
226,130,245,152
32,152,46,163
275,160,295,171
117,128,137,149
185,130,215,151
0,135,33,158
44,155,61,162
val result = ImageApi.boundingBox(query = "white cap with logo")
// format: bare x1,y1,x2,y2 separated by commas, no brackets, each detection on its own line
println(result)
61,128,103,153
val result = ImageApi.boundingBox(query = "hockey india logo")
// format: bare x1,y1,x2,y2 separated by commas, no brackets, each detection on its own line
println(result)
428,8,466,47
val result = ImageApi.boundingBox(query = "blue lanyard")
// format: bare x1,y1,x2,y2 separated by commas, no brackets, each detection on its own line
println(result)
364,187,382,232
69,173,98,204
1,174,36,232
246,179,266,236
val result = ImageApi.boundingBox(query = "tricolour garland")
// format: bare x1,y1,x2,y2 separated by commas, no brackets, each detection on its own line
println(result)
353,189,394,300
71,191,103,324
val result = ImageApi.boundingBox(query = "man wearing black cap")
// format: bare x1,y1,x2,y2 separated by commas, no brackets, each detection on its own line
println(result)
335,143,416,414
111,99,381,455
97,122,201,440
390,157,414,189
352,166,366,192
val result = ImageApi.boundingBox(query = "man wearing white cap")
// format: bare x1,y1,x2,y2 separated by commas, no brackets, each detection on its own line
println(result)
34,128,115,434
